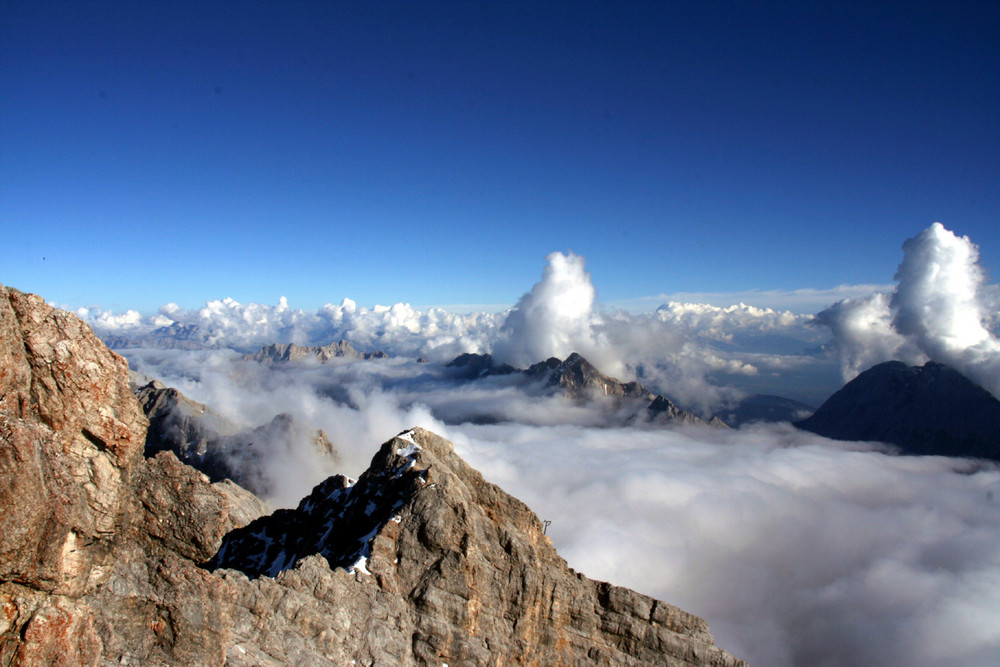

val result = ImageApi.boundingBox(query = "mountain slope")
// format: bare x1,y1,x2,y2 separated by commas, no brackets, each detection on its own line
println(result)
211,428,745,666
451,351,721,426
795,361,1000,459
134,377,338,498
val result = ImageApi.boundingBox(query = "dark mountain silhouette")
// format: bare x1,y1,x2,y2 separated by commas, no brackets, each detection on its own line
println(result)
795,361,1000,460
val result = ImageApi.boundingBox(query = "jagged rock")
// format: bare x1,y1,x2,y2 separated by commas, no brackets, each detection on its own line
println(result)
0,285,148,597
526,352,653,402
449,351,717,426
0,285,267,665
525,353,720,426
243,340,387,364
796,360,1000,459
211,428,745,666
647,395,707,425
135,378,337,497
445,352,517,379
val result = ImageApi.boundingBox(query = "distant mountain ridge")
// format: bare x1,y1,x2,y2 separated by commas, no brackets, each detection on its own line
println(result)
243,340,387,363
795,360,1000,460
449,351,726,427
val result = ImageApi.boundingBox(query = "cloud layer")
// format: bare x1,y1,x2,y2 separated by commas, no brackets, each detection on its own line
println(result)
122,345,1000,667
84,250,833,412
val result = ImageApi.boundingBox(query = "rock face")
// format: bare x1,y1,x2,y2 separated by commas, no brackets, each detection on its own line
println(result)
211,428,745,666
796,360,1000,459
135,378,337,497
0,285,266,665
243,340,386,364
525,352,652,401
445,352,517,379
0,285,147,598
1,284,745,666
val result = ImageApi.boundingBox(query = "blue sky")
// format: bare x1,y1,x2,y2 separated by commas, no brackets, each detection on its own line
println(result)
3,1,998,314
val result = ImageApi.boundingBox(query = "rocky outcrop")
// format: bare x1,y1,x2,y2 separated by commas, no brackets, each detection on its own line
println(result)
0,285,267,664
243,340,387,364
211,428,745,666
796,360,1000,459
1,284,744,666
526,352,653,401
0,285,148,598
530,353,723,426
445,352,517,379
135,378,337,497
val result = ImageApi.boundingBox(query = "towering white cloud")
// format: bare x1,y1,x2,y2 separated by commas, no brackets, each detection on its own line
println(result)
492,251,614,371
819,223,1000,397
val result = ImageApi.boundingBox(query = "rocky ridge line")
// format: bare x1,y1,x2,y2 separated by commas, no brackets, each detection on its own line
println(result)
242,340,387,363
451,351,726,426
134,377,338,498
211,427,746,666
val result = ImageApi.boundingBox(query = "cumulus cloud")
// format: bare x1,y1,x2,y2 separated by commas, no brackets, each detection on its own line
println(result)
492,251,612,370
82,249,842,413
818,223,1000,397
613,283,896,315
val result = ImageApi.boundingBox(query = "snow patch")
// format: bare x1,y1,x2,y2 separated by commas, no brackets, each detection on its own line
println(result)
348,555,370,575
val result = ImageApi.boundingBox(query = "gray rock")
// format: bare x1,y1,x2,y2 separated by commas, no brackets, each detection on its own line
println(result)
135,378,338,497
243,340,387,364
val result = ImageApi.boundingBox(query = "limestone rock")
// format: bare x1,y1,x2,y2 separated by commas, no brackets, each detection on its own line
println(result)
526,352,653,402
0,285,266,666
449,351,719,426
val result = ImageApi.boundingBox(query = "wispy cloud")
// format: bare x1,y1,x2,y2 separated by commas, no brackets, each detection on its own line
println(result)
610,284,895,315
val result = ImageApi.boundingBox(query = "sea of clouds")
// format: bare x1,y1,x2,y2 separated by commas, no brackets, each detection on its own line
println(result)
86,223,1000,666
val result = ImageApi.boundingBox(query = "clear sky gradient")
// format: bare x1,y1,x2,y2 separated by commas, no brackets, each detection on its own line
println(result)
3,1,998,314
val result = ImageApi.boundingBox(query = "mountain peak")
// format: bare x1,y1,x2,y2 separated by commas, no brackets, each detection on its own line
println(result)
209,427,746,665
796,360,1000,459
